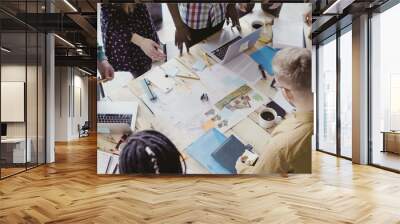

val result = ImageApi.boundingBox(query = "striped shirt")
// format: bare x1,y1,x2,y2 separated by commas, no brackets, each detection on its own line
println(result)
178,3,226,30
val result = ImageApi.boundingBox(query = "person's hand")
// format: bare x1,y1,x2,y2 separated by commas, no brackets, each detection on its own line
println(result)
238,3,247,12
175,24,191,55
304,11,312,27
226,4,241,32
235,154,249,174
238,3,255,13
97,59,114,81
132,34,165,61
138,37,165,61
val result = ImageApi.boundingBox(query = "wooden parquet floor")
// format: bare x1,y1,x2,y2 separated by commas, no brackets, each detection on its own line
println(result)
0,135,399,224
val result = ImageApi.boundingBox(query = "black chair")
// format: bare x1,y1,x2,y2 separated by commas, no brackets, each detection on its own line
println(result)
79,121,90,138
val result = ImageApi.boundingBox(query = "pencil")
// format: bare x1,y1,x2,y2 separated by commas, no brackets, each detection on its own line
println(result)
138,96,155,115
164,74,200,80
203,52,211,68
176,74,200,80
97,78,107,84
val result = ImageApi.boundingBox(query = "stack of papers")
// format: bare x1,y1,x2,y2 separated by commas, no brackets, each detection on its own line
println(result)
224,54,261,84
272,19,305,49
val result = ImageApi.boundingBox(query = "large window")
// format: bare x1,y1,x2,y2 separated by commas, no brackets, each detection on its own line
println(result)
0,1,47,179
317,26,353,159
339,29,352,158
317,37,337,154
370,2,400,171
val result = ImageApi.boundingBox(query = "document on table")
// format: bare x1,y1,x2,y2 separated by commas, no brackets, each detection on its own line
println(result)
101,71,133,94
272,19,305,49
140,82,214,142
145,66,175,93
223,53,261,85
197,64,246,103
208,84,268,133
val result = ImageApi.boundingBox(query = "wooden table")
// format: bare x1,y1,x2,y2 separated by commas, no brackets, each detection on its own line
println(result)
97,9,308,174
381,131,400,154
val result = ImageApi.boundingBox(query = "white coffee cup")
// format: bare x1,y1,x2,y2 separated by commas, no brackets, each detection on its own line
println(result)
258,107,282,129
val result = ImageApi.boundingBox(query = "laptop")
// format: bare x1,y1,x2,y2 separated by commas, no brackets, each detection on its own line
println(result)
97,101,138,134
1,123,7,140
201,28,262,64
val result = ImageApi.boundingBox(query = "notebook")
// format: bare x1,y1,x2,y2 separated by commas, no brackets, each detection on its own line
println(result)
250,46,279,76
211,135,246,174
185,128,231,174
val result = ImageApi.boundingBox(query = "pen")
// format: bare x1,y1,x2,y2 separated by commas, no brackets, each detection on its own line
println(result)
138,95,155,115
144,78,157,101
162,43,167,62
258,64,267,79
98,82,106,99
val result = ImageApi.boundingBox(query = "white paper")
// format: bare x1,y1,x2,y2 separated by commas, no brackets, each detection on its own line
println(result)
272,19,305,48
141,82,213,135
272,89,295,113
223,54,261,85
192,59,206,72
145,66,175,93
197,64,246,103
97,150,111,174
164,66,179,77
101,71,133,95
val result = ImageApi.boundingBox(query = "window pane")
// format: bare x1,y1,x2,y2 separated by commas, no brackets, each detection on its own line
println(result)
27,31,38,169
1,31,28,177
371,3,400,171
318,38,337,154
340,29,352,158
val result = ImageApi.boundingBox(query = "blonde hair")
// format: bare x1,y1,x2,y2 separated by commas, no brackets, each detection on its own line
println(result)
272,48,311,92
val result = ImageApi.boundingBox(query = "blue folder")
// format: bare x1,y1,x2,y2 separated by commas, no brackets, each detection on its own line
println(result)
185,128,232,174
250,46,280,76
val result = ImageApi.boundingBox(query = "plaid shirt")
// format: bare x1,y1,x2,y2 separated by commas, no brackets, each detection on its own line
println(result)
178,3,227,30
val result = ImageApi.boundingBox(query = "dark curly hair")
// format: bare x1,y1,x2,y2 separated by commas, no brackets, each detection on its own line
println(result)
119,130,186,174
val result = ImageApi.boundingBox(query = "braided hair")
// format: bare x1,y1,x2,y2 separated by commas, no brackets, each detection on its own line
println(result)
119,130,186,174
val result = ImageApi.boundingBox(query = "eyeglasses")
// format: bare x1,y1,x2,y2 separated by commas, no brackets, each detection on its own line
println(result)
272,78,291,91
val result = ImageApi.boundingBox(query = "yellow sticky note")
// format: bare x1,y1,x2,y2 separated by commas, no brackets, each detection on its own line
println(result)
202,119,215,131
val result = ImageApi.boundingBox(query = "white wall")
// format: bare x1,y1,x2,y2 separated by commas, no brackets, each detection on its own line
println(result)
54,67,89,141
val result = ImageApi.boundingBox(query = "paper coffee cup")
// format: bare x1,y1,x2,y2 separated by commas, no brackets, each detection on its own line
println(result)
251,20,264,30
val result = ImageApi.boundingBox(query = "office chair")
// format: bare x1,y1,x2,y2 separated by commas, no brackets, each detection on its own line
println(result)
79,121,90,138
